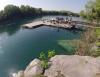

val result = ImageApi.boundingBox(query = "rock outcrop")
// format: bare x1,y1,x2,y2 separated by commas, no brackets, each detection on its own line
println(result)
13,59,43,77
44,55,100,77
14,55,100,77
24,59,43,77
14,71,24,77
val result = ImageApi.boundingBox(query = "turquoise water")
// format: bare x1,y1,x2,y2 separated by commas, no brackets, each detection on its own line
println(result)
0,16,82,77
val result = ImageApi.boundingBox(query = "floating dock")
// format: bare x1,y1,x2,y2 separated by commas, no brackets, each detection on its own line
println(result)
22,20,76,29
22,20,87,30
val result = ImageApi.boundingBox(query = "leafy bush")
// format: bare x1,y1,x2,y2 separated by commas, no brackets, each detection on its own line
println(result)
39,50,56,69
39,52,46,61
40,60,49,69
48,50,56,58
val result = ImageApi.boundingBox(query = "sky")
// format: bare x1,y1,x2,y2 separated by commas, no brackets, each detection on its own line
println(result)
0,0,88,13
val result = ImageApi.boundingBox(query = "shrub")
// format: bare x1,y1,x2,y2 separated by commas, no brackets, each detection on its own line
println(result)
39,52,46,61
48,50,56,58
39,50,56,70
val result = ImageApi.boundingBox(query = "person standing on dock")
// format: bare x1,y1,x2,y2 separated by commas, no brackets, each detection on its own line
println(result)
65,17,68,24
70,15,73,21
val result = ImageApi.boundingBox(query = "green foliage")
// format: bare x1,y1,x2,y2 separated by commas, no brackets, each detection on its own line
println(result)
80,10,87,18
4,5,21,18
0,5,42,22
39,52,46,61
96,28,100,37
96,42,100,47
0,11,5,21
94,28,100,57
39,50,56,69
40,60,49,69
80,0,100,21
0,4,79,23
48,50,56,58
92,48,100,57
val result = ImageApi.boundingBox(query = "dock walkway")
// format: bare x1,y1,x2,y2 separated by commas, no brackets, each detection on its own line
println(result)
22,20,74,29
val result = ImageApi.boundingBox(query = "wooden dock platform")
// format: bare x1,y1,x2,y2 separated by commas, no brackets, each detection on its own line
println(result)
22,20,75,29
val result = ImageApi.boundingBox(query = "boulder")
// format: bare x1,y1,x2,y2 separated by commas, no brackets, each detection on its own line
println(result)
13,71,24,77
24,59,43,77
44,55,100,77
13,55,100,77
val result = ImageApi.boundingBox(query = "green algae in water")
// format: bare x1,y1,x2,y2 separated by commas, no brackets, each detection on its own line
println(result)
58,40,80,54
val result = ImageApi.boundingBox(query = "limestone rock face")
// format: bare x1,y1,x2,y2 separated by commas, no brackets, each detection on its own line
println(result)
14,71,24,77
24,59,43,77
44,55,100,77
14,59,43,77
13,55,100,77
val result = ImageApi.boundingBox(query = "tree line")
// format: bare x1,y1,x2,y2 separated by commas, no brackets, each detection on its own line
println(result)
80,0,100,22
0,5,79,23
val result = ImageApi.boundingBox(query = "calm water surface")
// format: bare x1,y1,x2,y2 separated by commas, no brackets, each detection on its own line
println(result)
0,16,82,77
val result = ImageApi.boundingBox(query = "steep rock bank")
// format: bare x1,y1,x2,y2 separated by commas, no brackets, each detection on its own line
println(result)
14,55,100,77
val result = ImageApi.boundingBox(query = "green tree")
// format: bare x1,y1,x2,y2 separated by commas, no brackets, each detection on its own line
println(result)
0,4,78,23
80,10,86,18
80,0,100,21
95,0,100,21
0,11,5,21
4,5,21,19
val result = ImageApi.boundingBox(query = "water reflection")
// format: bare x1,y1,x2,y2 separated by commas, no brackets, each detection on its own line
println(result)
0,46,4,54
0,17,39,36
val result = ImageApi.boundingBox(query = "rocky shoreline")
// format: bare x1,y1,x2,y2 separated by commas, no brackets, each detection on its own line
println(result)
14,55,100,77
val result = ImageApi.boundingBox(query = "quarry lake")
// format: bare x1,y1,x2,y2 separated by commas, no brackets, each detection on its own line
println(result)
0,16,83,77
